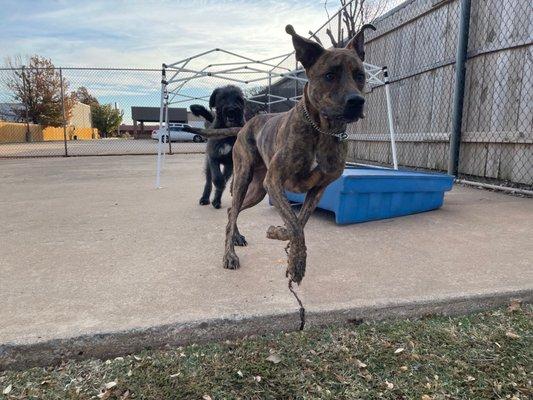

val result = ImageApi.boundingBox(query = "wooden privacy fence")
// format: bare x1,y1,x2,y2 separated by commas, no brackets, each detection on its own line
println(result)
348,0,532,187
0,122,99,143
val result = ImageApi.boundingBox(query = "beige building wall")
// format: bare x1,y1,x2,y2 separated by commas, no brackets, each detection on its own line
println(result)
69,102,92,128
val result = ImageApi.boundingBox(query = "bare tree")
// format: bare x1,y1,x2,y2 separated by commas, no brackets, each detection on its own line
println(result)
2,55,75,127
324,0,388,47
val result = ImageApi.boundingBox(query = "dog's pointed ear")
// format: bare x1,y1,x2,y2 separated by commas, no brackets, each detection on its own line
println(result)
345,24,376,61
286,24,324,70
190,104,214,123
209,88,220,109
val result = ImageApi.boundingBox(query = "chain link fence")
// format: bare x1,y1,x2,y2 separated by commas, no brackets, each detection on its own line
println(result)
0,0,531,190
0,66,209,157
347,0,532,190
460,0,532,188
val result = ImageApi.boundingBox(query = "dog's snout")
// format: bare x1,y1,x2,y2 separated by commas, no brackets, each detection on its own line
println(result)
345,94,365,109
226,107,239,120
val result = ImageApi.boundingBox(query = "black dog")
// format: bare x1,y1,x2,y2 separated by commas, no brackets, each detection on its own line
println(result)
190,85,245,208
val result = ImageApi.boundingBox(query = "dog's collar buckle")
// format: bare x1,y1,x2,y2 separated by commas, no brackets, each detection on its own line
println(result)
302,102,348,142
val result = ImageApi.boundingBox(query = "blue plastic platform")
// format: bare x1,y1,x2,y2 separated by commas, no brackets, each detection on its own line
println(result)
283,166,454,224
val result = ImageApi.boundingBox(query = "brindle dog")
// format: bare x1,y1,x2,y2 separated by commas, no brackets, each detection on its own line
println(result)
190,85,245,209
187,24,374,284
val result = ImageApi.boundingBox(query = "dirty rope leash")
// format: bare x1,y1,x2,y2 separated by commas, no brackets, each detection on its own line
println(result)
288,280,306,331
285,242,306,330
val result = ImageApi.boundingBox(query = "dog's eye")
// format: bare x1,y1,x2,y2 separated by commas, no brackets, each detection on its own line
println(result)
354,72,366,82
324,72,335,82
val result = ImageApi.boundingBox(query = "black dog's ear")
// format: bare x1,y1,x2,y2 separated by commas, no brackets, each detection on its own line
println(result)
209,88,220,109
345,24,376,61
286,24,324,70
190,104,214,123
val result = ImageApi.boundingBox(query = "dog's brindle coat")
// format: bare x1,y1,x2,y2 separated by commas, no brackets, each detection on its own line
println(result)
190,85,245,209
189,25,373,284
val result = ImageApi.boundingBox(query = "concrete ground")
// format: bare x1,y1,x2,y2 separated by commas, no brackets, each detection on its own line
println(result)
1,155,532,368
0,139,205,157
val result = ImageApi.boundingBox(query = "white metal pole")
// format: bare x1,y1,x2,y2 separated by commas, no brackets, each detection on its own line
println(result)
162,93,170,168
156,65,166,188
267,72,272,113
383,67,398,170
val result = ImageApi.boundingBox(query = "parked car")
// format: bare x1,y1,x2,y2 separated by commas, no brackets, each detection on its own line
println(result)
151,123,205,143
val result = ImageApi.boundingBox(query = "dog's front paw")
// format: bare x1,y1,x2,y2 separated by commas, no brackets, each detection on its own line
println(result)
266,225,289,241
287,256,306,284
223,251,240,270
286,242,307,284
199,197,210,205
211,199,221,209
233,233,247,246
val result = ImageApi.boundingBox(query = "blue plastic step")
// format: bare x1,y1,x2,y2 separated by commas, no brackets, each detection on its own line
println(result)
282,166,454,224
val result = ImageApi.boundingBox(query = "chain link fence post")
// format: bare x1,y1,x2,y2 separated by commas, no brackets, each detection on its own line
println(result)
21,66,31,142
447,0,472,176
59,67,69,157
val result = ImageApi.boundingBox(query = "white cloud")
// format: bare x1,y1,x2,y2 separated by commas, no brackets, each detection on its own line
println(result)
1,1,336,68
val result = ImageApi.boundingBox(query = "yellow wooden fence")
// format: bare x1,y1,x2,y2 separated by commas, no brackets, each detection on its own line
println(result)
0,122,99,143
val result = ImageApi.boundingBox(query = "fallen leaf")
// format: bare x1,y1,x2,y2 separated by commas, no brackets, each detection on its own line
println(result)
105,381,117,390
98,390,111,400
127,370,132,377
466,376,476,382
202,395,212,400
266,354,281,364
133,355,142,361
394,347,405,354
400,366,408,371
384,380,394,390
506,331,520,339
237,370,243,378
507,300,522,312
356,359,367,369
3,384,12,395
421,395,433,400
254,375,262,382
359,371,372,381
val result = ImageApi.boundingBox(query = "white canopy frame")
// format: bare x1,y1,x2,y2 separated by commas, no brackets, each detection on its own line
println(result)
154,0,398,188
155,55,398,188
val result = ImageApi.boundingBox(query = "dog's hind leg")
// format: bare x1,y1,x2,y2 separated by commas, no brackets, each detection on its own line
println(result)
223,143,254,269
232,163,267,246
199,156,212,205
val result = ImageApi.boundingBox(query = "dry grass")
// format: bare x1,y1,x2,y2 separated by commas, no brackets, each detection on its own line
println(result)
1,304,531,399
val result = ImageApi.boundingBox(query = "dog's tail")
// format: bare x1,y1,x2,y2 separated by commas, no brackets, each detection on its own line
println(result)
183,126,241,138
190,104,214,123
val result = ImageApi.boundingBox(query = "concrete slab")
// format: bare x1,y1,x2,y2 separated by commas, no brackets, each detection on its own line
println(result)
1,155,532,369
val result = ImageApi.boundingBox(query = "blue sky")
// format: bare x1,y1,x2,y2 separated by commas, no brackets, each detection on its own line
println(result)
0,1,338,68
0,0,398,123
